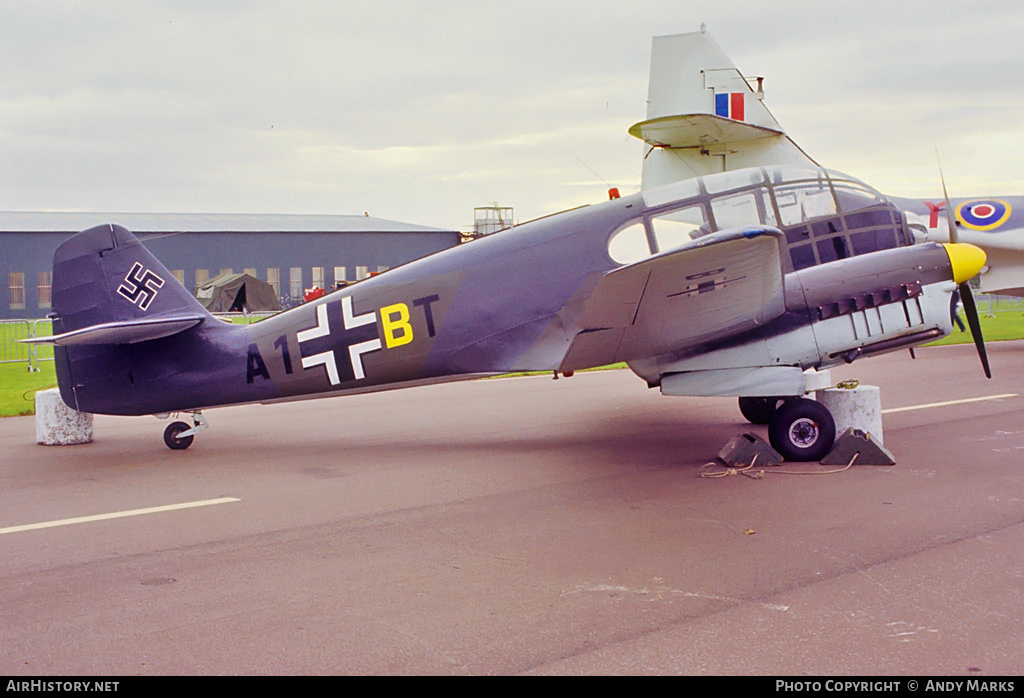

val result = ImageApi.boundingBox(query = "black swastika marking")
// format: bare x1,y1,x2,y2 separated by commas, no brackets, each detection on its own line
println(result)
117,262,165,311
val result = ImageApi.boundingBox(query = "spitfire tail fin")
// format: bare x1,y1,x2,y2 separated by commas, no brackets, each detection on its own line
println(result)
629,28,817,189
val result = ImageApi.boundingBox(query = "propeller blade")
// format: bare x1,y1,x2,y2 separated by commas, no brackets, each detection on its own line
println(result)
959,281,992,379
937,149,960,244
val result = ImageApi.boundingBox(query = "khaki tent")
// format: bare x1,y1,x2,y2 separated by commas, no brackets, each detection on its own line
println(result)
194,272,282,313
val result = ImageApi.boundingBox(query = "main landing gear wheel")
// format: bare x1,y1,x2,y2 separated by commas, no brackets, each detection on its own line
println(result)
163,421,194,450
738,396,784,425
768,398,836,462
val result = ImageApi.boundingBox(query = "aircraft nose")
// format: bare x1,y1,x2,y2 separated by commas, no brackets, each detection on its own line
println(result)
943,243,987,284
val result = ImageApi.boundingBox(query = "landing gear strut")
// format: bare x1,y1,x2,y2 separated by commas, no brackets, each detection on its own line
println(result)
161,412,208,450
767,398,836,462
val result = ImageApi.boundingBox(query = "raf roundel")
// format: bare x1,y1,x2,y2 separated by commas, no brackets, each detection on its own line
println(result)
956,199,1012,231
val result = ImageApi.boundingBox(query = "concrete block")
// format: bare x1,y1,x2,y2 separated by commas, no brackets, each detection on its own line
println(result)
35,389,93,446
816,384,884,444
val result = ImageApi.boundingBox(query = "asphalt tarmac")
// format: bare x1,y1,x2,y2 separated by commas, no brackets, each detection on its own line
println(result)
1,341,1022,675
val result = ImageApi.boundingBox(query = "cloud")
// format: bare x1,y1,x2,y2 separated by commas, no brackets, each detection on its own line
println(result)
0,1,1022,229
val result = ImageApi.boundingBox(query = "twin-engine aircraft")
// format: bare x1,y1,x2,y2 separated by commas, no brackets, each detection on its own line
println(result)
631,26,1024,297
33,163,986,460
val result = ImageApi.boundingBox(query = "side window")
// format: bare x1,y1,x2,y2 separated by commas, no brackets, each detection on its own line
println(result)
711,189,776,230
790,243,817,271
774,185,837,226
651,206,708,252
607,222,651,265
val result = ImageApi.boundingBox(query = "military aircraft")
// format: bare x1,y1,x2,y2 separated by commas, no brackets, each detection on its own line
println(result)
629,27,1024,297
30,161,986,461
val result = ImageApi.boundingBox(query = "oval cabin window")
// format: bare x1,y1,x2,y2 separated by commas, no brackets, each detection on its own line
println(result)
607,223,651,265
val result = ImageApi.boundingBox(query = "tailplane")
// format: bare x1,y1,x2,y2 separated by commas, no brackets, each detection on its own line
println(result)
630,27,817,188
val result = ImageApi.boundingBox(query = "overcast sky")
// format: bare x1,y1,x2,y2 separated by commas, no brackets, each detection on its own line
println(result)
2,0,1022,232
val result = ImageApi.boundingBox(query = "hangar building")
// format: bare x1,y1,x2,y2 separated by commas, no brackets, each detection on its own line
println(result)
1,212,461,319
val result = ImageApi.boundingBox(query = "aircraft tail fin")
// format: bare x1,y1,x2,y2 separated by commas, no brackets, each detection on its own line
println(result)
630,28,817,188
50,224,211,338
46,224,216,413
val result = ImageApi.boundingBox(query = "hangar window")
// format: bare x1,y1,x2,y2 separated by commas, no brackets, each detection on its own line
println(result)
9,272,25,310
355,266,368,281
195,269,209,287
172,270,185,286
266,268,280,297
333,266,347,285
607,222,651,265
37,272,52,309
312,266,325,290
289,267,302,300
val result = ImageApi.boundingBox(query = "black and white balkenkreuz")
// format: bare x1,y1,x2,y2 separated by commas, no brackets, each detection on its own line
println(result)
297,296,382,385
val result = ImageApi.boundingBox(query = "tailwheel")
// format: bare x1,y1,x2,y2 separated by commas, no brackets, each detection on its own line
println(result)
161,412,207,450
768,398,836,462
738,396,784,425
163,421,194,450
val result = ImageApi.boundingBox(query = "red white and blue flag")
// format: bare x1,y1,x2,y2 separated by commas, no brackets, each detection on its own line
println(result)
715,92,745,121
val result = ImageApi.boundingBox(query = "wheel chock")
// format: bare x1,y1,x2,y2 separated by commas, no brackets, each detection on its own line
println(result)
717,432,783,468
820,428,896,466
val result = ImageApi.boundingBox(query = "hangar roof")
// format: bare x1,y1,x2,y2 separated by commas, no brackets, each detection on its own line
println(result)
0,211,455,234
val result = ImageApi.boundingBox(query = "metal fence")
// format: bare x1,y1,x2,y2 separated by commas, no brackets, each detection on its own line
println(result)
0,320,32,365
976,294,1024,318
1,318,53,372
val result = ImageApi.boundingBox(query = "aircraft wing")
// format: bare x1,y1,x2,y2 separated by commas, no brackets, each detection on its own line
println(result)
559,227,785,371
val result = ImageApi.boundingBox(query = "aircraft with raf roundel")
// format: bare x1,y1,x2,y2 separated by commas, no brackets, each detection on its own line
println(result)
29,160,988,461
631,26,1024,297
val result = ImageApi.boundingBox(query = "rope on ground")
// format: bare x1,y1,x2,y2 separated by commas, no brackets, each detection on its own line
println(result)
699,452,859,479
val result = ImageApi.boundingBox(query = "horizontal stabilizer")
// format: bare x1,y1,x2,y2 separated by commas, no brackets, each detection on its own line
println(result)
22,314,205,346
628,113,783,149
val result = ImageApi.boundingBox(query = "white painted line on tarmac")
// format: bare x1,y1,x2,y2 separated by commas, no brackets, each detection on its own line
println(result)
0,497,241,536
882,393,1019,415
